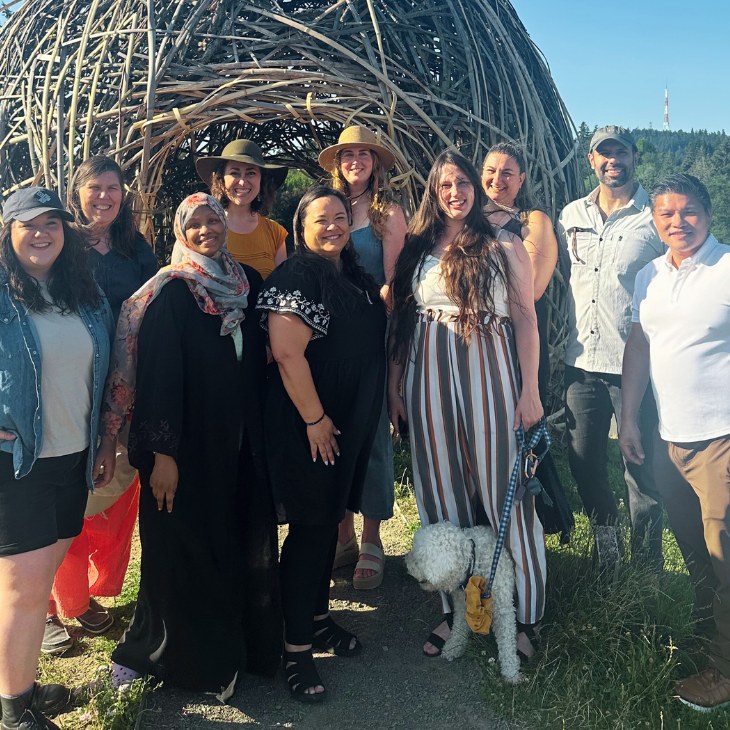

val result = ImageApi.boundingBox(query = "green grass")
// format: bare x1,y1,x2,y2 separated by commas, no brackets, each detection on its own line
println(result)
474,439,730,729
37,537,148,730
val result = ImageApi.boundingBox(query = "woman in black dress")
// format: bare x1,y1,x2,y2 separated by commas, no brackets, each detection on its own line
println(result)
102,193,281,697
257,186,386,703
482,141,574,544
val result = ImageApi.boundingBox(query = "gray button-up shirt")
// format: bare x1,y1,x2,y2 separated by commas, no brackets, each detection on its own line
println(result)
557,184,666,375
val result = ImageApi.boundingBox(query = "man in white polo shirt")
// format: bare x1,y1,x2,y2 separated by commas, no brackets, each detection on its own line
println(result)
620,174,730,711
558,125,666,567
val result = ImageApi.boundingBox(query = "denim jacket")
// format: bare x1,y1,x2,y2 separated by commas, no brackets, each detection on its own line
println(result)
0,269,114,489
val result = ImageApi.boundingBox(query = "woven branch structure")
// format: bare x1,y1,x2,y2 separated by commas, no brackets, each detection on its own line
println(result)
0,0,580,415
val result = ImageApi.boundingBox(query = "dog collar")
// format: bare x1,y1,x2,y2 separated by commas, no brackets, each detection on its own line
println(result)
457,538,477,591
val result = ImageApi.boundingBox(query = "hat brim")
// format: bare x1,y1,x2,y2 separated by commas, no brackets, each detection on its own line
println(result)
590,135,635,153
318,142,396,173
12,207,74,223
195,155,288,189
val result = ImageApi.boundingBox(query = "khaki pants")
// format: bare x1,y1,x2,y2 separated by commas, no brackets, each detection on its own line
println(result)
654,433,730,677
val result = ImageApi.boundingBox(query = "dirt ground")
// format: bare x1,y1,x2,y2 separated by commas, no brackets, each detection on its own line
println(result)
136,514,519,730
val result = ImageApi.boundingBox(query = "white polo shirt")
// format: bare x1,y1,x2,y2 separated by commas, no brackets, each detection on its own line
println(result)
632,234,730,442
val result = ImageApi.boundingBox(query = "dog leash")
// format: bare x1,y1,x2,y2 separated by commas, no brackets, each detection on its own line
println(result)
482,417,550,599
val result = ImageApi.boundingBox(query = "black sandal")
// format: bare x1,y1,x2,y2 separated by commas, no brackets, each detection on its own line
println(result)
284,649,326,704
422,613,454,658
312,615,362,657
516,621,541,665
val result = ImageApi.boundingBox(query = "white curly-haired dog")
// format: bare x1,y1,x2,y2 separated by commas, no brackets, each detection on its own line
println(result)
405,521,521,683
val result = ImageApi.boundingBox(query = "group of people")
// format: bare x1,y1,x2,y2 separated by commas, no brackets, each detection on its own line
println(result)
0,122,728,729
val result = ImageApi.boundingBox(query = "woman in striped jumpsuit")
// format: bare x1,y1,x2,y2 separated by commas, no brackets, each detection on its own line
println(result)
388,151,546,660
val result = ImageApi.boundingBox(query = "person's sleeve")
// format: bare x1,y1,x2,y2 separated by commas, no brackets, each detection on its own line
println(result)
128,280,188,459
255,262,329,339
136,234,159,283
274,220,288,250
632,267,649,323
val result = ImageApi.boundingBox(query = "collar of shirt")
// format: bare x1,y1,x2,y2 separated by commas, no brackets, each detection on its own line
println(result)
663,233,719,272
585,184,649,218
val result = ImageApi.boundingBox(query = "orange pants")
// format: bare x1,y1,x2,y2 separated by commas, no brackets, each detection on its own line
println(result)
49,477,140,619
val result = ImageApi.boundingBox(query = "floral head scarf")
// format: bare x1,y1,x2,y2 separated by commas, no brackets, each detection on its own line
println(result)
102,192,250,437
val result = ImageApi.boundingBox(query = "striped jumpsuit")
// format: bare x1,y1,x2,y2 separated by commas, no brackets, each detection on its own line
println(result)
404,255,546,624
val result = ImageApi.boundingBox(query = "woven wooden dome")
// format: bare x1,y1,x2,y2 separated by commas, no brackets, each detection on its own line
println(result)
0,0,579,413
0,0,580,213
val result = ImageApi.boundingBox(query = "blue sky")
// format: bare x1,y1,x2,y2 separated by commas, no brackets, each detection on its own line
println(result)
512,0,729,133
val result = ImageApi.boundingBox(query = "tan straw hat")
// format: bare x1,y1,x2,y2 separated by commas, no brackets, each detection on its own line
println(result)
196,139,288,189
318,126,396,173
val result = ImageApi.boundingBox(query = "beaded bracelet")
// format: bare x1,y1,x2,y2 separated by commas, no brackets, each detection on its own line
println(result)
305,412,326,427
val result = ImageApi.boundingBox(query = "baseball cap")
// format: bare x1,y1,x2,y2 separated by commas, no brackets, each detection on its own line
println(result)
2,187,74,224
589,126,636,153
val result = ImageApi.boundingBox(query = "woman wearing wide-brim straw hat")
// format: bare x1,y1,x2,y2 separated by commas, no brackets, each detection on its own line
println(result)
318,125,407,591
196,139,289,280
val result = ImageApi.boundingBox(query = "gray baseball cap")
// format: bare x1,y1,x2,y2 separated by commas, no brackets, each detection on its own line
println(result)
2,187,74,223
589,125,636,153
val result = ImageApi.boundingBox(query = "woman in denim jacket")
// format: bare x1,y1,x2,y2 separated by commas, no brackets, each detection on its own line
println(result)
0,188,114,730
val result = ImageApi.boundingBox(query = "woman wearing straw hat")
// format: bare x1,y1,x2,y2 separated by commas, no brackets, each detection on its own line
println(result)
319,126,407,590
196,139,289,280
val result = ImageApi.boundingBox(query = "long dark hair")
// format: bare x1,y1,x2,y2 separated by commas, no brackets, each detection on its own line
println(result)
291,186,380,314
67,156,139,258
210,162,278,216
483,141,536,216
390,150,511,363
0,216,101,314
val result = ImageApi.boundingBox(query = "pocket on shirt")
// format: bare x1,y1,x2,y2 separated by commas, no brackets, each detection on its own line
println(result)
613,234,661,279
0,308,25,359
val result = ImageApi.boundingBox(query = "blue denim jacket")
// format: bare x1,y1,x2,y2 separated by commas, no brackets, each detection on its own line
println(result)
0,269,114,489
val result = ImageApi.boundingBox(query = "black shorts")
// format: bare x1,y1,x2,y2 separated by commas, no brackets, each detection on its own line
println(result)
0,449,89,556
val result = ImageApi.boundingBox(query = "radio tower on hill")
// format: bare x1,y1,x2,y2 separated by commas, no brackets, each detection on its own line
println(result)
663,84,670,131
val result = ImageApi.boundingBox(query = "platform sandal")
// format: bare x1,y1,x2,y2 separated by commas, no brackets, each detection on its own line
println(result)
312,615,362,657
422,612,454,658
284,649,326,704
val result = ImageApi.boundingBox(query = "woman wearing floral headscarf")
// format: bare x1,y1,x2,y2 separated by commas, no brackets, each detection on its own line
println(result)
102,193,282,695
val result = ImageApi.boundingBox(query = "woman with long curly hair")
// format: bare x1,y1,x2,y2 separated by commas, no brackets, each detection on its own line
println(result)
41,156,159,655
196,139,288,279
318,126,407,590
257,186,386,702
387,151,546,662
0,188,114,730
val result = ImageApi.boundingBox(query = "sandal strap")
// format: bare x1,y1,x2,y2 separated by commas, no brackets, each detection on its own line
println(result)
312,616,362,656
355,559,382,572
284,650,322,695
358,543,384,560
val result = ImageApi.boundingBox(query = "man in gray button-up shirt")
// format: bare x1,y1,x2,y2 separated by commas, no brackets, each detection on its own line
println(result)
557,125,666,566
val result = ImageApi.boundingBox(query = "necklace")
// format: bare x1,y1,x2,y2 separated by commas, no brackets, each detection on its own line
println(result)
348,189,370,205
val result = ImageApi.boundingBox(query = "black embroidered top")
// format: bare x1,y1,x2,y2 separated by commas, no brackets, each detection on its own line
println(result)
256,256,387,525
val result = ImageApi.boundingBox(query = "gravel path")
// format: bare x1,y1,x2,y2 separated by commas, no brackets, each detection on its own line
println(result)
138,516,519,730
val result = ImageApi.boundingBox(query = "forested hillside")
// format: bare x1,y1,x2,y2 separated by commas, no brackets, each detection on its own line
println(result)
576,123,730,242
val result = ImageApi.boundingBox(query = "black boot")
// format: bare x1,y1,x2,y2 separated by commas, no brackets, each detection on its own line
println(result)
0,685,61,730
0,684,70,722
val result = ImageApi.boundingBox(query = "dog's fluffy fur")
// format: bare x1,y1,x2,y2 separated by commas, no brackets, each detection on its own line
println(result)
405,521,521,683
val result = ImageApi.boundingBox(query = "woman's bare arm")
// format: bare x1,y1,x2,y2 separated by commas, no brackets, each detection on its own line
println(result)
379,204,407,308
501,233,543,430
522,210,558,300
268,312,341,464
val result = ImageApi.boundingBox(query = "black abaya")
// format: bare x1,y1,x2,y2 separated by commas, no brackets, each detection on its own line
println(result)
112,271,282,694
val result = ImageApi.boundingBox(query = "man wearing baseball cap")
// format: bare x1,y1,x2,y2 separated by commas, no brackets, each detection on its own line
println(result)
557,126,666,567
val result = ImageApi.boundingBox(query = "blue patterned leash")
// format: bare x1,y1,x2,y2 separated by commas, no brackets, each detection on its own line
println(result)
483,417,551,599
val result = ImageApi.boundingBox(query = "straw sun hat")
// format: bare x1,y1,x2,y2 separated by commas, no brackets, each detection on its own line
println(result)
318,126,396,173
196,139,288,189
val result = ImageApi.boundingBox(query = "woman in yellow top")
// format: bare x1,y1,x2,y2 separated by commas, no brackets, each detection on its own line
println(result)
196,140,289,279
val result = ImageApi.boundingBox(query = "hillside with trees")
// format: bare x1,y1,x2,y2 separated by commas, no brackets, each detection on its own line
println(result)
576,122,730,243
